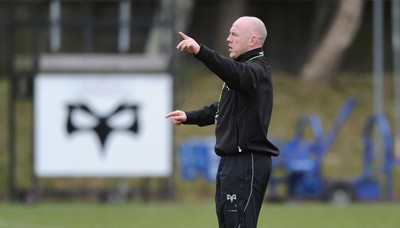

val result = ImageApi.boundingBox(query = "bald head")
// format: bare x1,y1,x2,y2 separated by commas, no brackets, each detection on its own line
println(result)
237,16,267,46
227,16,268,59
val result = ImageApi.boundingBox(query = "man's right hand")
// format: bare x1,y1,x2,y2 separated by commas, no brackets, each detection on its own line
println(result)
165,110,187,126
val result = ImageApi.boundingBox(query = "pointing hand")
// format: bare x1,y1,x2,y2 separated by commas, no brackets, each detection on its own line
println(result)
176,32,200,54
165,110,187,126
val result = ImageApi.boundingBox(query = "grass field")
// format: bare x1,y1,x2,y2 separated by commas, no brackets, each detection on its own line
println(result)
0,201,399,228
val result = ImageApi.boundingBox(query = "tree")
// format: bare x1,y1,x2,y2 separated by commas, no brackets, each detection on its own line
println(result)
299,0,365,83
145,0,194,54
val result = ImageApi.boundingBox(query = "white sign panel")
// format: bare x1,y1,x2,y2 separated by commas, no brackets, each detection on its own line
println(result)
34,73,172,177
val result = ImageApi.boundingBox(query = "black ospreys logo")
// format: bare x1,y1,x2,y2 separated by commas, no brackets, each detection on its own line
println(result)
66,103,139,154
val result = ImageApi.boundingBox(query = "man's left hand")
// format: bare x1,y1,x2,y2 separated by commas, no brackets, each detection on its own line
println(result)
176,32,200,54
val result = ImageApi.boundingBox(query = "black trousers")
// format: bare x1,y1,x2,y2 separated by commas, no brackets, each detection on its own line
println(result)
215,152,272,228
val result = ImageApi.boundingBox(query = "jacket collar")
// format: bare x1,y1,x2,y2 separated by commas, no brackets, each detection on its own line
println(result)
234,48,264,62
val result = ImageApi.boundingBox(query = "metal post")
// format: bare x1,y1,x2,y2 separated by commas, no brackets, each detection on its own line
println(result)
118,0,131,53
6,0,16,202
49,0,61,52
83,0,92,53
372,0,386,187
392,0,400,159
168,0,179,200
373,0,384,115
31,0,41,202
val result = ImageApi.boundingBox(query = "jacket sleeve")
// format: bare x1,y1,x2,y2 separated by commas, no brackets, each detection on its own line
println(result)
195,44,263,96
184,102,218,127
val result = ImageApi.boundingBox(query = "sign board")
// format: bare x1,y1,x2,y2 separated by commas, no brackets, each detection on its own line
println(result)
34,73,172,177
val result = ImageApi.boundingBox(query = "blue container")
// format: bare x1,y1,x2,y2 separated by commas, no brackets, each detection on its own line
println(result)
179,137,220,182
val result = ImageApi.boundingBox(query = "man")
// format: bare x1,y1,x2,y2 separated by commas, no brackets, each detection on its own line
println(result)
166,16,279,228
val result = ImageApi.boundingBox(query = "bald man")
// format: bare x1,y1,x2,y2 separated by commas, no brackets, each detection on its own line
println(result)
166,16,279,228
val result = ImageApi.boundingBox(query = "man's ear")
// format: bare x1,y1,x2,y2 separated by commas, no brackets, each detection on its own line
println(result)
249,35,257,47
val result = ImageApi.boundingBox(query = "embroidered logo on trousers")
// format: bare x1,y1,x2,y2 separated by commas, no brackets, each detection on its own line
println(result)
226,194,237,203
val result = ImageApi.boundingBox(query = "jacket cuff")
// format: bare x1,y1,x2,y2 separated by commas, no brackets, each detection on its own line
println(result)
183,111,197,125
194,44,210,61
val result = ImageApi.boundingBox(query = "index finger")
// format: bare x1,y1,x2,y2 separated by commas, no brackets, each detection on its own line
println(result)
165,112,177,118
178,31,190,40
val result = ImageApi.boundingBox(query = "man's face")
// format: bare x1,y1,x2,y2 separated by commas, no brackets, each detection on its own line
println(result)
227,19,251,59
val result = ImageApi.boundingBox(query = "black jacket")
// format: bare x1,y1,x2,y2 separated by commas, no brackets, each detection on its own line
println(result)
184,44,279,157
